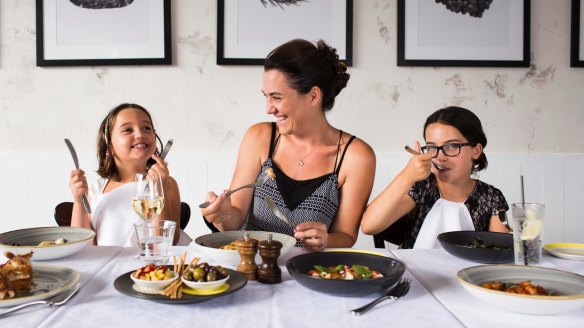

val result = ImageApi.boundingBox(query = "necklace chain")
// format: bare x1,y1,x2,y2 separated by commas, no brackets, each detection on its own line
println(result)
292,142,318,167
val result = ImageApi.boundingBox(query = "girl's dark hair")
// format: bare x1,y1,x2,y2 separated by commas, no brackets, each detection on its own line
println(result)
96,103,157,180
264,39,350,111
423,106,488,172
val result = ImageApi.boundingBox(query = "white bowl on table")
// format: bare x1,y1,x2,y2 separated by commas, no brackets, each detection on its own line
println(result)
181,275,229,291
192,231,296,267
130,270,177,294
456,264,584,315
0,227,95,260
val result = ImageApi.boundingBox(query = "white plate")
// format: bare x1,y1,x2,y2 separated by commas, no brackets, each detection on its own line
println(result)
457,265,584,315
544,243,584,262
0,264,80,308
0,227,95,260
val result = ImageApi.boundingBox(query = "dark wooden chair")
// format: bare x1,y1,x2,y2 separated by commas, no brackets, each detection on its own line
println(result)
372,215,412,248
54,201,191,230
203,216,220,233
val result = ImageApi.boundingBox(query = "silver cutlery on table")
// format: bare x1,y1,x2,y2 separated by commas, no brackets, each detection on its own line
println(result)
350,278,411,316
264,196,296,231
404,145,444,170
64,139,92,214
199,174,272,209
0,283,81,318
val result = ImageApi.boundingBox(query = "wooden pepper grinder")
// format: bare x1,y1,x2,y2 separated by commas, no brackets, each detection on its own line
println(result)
257,233,283,284
235,232,258,280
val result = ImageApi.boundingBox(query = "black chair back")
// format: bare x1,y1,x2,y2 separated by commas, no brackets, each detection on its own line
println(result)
54,201,191,230
372,214,412,248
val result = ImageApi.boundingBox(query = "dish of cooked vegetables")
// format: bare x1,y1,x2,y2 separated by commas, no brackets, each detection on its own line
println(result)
466,237,511,250
481,280,555,296
307,264,384,280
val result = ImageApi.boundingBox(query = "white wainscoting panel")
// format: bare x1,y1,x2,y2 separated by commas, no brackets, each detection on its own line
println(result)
1,152,583,249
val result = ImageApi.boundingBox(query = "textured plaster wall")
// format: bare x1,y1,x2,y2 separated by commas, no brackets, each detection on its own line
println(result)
1,0,582,156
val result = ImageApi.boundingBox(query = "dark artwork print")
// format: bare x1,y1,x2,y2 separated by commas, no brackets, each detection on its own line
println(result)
260,0,309,10
435,0,493,18
69,0,134,9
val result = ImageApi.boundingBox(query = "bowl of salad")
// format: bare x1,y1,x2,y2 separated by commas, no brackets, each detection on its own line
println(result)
438,231,514,264
286,251,405,297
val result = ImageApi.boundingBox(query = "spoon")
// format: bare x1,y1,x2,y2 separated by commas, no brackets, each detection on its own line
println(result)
404,145,443,170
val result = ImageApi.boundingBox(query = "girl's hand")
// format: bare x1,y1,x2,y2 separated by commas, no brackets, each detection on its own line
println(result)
147,154,169,187
294,221,328,251
69,169,88,204
402,141,433,183
201,190,232,224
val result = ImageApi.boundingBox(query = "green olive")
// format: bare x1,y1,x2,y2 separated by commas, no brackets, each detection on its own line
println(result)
207,271,217,281
193,267,206,281
183,270,194,281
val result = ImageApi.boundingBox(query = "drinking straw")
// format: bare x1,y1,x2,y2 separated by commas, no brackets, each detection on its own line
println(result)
520,175,528,265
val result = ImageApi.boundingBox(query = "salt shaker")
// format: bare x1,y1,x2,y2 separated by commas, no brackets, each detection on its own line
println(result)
235,232,258,280
257,233,283,284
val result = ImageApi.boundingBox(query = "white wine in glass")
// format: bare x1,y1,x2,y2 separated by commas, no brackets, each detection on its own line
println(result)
133,172,165,221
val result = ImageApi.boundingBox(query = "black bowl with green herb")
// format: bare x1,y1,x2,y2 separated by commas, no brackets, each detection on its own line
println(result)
286,251,405,297
438,231,514,264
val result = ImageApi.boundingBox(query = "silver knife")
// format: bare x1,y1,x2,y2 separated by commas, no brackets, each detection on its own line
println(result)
64,139,92,214
265,196,295,231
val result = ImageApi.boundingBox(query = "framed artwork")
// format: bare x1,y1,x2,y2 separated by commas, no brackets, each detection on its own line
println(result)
217,0,353,65
572,0,584,67
397,0,531,67
36,0,171,66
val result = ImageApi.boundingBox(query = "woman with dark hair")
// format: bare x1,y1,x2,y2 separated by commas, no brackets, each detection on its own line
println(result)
201,39,375,251
69,103,191,246
361,106,509,249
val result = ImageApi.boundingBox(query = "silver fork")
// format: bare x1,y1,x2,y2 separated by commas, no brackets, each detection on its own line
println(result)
199,174,272,208
350,278,411,316
0,283,81,318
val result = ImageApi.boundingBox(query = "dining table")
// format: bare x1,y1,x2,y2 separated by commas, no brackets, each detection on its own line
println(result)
1,245,583,328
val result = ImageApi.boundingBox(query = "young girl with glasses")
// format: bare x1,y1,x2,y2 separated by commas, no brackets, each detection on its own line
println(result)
361,106,509,249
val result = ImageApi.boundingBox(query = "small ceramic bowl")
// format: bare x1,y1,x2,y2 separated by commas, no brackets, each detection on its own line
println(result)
130,271,177,294
181,275,229,291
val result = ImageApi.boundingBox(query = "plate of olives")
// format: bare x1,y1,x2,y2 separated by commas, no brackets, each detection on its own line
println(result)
114,266,246,304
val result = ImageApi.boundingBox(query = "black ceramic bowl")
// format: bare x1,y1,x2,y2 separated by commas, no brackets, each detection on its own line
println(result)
286,251,406,297
438,231,514,264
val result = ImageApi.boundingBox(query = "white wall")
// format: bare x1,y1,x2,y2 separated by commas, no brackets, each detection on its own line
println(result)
1,1,583,247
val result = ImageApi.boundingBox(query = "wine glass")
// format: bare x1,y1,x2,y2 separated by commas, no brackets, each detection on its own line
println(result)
132,172,165,221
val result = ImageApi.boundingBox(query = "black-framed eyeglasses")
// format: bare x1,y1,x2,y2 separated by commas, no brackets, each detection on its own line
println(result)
421,143,475,158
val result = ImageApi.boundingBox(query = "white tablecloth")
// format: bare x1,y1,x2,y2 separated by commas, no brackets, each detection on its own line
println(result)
3,245,584,327
36,246,461,328
390,248,584,328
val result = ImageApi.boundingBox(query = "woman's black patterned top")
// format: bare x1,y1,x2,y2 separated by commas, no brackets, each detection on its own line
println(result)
243,123,355,247
400,174,509,249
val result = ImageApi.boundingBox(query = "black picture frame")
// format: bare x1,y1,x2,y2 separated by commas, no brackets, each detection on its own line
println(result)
572,0,584,67
36,0,171,67
397,0,531,67
217,0,353,66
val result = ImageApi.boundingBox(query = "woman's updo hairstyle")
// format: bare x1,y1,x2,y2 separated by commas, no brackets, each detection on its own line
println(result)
423,106,489,172
264,39,350,111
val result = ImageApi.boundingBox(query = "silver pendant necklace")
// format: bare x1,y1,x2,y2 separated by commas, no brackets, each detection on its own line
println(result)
294,143,318,167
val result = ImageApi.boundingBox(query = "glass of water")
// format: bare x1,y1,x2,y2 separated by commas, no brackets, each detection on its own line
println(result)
510,203,545,266
134,220,176,266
